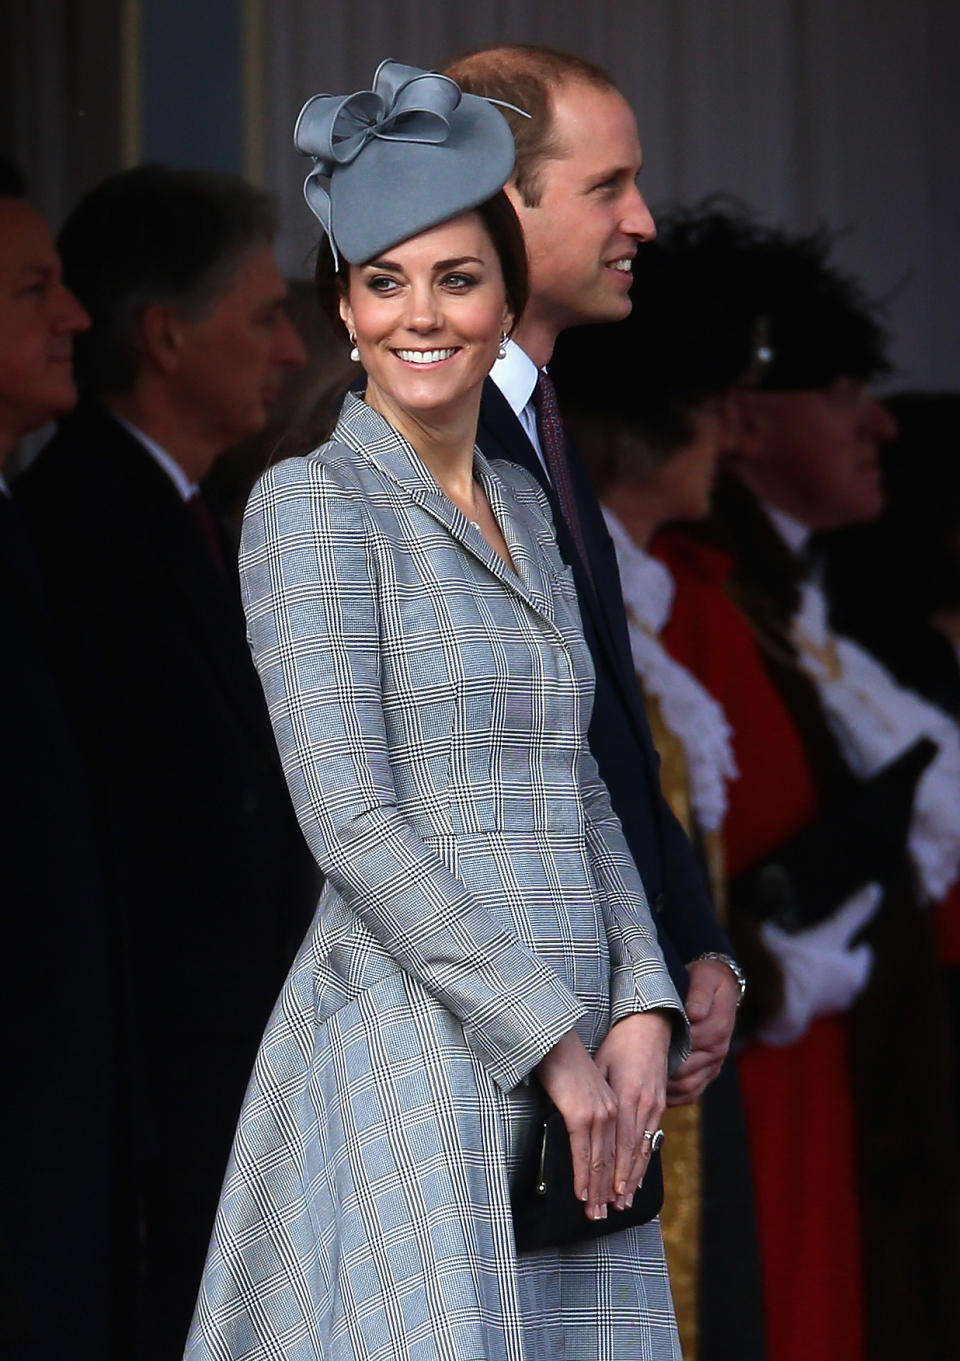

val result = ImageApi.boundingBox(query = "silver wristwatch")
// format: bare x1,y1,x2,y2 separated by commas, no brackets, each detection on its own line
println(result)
696,951,747,1006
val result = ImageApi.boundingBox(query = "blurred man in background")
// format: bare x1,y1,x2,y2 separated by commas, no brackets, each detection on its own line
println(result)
0,159,119,1360
17,165,318,1359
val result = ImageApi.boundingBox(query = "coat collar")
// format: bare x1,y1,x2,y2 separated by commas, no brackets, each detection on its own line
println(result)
332,392,555,622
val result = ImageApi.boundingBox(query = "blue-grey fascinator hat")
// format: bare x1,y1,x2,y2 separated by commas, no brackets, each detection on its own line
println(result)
294,59,524,267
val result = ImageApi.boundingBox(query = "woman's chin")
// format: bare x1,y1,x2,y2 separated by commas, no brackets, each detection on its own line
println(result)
371,378,484,424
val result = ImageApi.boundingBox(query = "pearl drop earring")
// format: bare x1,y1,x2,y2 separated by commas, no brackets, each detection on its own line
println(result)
349,333,360,363
497,331,508,361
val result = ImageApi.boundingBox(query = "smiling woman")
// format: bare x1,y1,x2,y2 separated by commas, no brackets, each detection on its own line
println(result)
340,217,513,497
339,203,523,416
186,59,687,1361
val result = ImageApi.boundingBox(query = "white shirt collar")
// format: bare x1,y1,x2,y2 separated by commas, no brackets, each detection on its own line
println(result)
491,336,540,418
763,503,812,557
111,414,197,502
490,337,547,473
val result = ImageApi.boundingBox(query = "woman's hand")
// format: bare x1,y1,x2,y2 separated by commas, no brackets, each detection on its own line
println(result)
593,1011,671,1210
534,1029,619,1221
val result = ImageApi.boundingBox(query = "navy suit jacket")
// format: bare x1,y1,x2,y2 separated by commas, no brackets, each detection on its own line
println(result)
477,379,731,990
0,492,119,1357
16,404,319,1356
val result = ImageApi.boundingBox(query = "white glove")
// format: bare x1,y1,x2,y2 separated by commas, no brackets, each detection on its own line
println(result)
756,882,882,1046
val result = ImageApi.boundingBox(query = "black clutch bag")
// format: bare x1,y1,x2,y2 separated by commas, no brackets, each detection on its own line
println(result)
510,1104,664,1254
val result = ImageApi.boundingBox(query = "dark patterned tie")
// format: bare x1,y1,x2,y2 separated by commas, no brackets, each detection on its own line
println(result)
188,491,227,574
533,370,595,593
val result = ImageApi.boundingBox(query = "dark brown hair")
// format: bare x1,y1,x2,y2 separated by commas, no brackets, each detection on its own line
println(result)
444,45,614,207
315,190,528,340
59,165,277,395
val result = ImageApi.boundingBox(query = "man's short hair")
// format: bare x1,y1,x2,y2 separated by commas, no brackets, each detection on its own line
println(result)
445,45,613,208
653,197,891,391
59,165,277,395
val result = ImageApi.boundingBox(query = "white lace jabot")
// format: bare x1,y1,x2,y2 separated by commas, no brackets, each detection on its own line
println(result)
791,578,960,902
603,509,738,833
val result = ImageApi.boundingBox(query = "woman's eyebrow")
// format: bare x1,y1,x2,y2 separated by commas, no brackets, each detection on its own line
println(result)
433,256,484,271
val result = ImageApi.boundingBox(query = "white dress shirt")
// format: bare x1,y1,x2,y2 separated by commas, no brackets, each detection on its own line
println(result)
112,413,197,501
489,338,548,475
764,503,812,557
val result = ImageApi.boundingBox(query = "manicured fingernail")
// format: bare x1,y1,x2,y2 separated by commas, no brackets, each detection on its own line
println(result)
637,1177,644,1190
579,1189,588,1203
601,1205,608,1219
625,1193,634,1209
616,1180,627,1195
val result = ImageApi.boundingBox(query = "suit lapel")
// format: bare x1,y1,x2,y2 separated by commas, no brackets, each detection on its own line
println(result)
0,493,48,627
334,394,557,626
478,379,587,591
478,378,663,755
479,381,636,669
93,412,273,741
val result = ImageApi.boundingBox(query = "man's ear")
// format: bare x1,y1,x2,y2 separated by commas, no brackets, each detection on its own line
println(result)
138,304,184,377
726,389,770,461
502,179,527,220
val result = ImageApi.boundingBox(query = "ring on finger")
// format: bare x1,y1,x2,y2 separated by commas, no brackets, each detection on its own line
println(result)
641,1128,665,1153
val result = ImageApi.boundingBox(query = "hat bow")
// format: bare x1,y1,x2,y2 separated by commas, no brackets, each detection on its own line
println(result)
296,61,463,257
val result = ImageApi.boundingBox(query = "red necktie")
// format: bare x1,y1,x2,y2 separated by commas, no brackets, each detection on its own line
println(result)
533,370,595,593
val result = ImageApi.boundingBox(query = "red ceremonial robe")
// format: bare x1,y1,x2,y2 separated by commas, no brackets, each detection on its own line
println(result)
656,531,863,1361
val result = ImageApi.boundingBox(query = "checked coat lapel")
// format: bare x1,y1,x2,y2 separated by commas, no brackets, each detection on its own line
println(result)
477,377,664,774
333,394,560,628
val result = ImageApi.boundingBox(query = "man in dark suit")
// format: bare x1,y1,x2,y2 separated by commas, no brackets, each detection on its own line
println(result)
446,48,743,1103
0,165,120,1359
16,167,318,1360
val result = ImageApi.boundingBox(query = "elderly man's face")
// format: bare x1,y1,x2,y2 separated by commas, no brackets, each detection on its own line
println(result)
0,198,89,452
743,378,898,529
170,242,307,452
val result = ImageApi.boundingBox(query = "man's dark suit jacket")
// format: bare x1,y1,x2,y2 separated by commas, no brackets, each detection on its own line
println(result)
16,404,318,1360
477,379,730,990
0,492,119,1360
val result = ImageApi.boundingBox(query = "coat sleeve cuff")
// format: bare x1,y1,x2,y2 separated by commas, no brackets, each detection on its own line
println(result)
463,976,587,1093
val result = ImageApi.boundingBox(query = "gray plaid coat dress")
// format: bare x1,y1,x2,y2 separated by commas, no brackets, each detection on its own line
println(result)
187,395,688,1361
